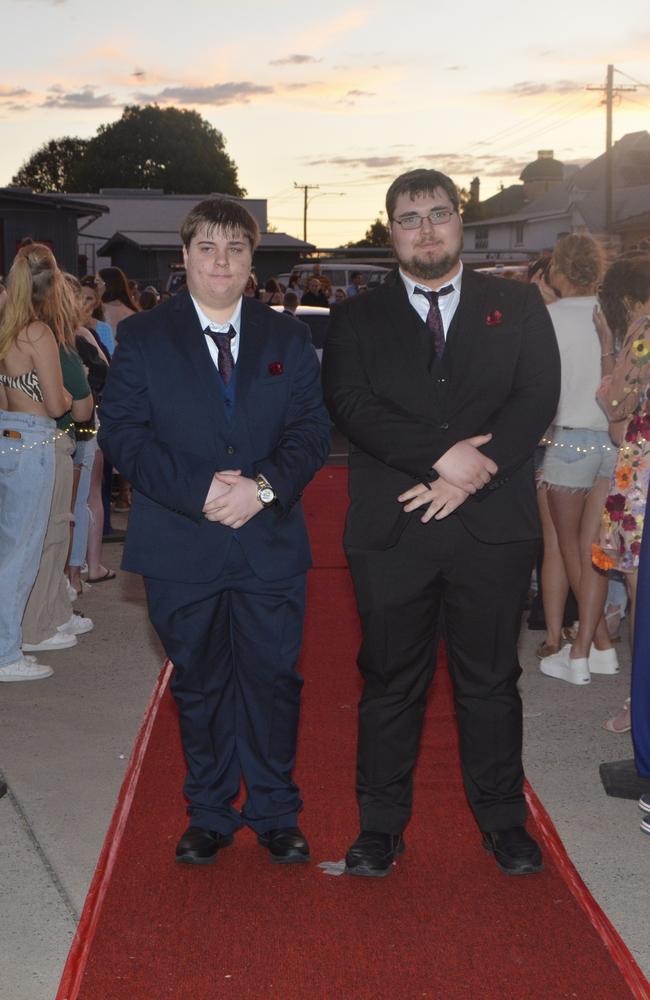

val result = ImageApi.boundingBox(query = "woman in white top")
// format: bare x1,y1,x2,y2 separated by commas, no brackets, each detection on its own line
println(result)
538,234,619,686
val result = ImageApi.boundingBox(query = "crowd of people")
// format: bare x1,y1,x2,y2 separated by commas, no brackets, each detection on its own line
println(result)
0,251,146,681
1,217,649,846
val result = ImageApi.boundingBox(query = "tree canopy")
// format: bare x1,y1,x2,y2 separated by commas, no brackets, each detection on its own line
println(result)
11,105,245,196
11,137,89,192
346,215,391,248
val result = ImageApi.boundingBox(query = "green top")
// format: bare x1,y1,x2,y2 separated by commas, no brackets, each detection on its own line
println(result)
57,344,91,438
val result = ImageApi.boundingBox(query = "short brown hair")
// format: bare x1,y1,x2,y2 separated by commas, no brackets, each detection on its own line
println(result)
386,168,459,220
180,197,260,252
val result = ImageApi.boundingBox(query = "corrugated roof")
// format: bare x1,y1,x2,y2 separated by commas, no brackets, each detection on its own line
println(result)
97,229,314,255
0,187,107,216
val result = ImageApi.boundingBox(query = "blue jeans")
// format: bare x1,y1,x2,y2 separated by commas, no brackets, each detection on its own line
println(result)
0,411,56,666
70,435,98,568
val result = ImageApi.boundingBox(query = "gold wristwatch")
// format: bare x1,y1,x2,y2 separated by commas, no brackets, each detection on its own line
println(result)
255,474,277,507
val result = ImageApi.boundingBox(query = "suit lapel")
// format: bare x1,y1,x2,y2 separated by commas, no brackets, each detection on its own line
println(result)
444,267,489,376
376,277,438,389
170,290,224,444
230,296,265,426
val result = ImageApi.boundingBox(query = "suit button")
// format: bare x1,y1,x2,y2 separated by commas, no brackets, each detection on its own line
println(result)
440,422,449,430
438,377,447,384
226,445,235,455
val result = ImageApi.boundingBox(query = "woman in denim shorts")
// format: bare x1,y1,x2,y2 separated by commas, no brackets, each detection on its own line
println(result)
0,244,72,682
538,235,619,686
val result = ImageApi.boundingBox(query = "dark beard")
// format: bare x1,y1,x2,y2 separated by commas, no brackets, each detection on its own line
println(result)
405,251,460,280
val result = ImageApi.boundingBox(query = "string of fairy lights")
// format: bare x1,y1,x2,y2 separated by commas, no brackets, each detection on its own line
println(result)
0,425,97,457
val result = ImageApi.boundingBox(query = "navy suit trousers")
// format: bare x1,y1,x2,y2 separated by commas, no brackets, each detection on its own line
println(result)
144,537,307,835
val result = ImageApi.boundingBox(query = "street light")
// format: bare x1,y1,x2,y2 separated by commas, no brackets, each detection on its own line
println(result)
294,183,346,243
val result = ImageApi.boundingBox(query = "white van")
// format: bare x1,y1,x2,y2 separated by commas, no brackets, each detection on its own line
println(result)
278,261,390,301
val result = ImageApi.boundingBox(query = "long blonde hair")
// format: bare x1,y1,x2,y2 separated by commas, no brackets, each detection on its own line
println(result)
0,243,70,360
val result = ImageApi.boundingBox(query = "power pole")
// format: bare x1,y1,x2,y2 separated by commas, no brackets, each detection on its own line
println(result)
293,182,319,242
587,65,636,234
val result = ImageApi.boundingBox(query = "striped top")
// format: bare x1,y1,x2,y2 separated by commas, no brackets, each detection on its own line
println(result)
0,369,44,403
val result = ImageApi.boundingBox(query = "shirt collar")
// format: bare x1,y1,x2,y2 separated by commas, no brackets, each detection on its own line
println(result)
400,260,463,300
190,294,242,336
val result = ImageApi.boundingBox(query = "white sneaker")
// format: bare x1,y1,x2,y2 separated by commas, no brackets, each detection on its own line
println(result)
0,656,53,682
65,577,78,602
588,646,619,675
539,644,590,685
22,632,78,652
57,613,94,636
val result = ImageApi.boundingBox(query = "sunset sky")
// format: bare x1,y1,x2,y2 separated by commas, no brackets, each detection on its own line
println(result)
2,0,650,246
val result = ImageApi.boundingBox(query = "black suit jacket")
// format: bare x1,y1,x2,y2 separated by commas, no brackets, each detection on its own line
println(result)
98,291,331,583
321,268,560,549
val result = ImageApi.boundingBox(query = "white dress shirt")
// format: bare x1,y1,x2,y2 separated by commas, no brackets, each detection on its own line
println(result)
400,262,463,337
191,295,243,370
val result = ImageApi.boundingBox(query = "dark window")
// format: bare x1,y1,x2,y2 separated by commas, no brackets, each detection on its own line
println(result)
475,226,488,250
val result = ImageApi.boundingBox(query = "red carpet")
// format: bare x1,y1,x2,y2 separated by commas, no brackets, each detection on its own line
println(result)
58,469,649,1000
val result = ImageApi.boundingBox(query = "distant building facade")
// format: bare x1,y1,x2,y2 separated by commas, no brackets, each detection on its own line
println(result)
462,132,650,263
53,189,313,285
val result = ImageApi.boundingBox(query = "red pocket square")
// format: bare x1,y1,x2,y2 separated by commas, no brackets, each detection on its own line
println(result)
486,310,503,326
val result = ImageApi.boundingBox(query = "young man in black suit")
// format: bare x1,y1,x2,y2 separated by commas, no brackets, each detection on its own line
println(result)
99,198,331,866
322,169,560,878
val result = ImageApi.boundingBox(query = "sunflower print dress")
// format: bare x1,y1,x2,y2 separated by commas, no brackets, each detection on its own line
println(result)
593,315,650,573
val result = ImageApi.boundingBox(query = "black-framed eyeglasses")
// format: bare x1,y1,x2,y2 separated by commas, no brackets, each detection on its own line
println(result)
393,209,456,230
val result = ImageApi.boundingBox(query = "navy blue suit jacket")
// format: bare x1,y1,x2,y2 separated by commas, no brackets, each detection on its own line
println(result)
98,291,331,583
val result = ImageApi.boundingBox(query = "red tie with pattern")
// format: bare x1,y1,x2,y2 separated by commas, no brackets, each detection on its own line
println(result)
415,285,454,359
205,325,236,384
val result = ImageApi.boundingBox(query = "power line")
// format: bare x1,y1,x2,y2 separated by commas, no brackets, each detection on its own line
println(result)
614,67,650,88
474,91,590,149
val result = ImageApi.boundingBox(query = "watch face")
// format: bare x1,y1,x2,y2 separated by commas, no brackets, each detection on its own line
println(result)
259,487,275,505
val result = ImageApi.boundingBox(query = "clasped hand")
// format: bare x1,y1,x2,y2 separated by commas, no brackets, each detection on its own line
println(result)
202,469,262,528
397,434,497,522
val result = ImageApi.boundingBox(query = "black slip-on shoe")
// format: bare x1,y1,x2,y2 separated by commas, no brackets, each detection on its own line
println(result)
257,826,311,863
345,830,405,878
482,826,544,875
175,825,234,865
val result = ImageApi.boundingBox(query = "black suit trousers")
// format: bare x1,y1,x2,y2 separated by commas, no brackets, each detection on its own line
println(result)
144,538,307,836
345,515,537,834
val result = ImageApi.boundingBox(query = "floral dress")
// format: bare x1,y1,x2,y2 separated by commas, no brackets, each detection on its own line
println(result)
593,315,650,573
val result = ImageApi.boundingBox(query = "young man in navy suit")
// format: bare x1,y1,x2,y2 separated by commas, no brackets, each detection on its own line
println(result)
99,198,331,865
322,169,560,878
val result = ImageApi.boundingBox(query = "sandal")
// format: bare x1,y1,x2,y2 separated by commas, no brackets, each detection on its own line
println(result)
561,623,579,643
86,569,116,584
536,640,560,659
603,698,631,734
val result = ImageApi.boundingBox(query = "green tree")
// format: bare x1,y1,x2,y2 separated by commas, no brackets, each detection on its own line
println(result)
346,215,391,248
11,137,89,192
73,105,244,195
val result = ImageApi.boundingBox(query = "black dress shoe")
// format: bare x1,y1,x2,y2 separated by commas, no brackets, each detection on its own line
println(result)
482,826,543,875
175,825,234,865
257,826,310,863
345,830,405,877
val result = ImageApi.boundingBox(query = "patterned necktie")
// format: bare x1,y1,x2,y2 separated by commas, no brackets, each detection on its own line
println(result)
415,285,454,359
205,324,236,385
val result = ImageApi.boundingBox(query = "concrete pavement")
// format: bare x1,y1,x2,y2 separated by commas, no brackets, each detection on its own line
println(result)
1,521,648,999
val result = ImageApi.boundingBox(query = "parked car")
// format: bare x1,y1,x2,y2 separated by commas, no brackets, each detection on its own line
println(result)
271,304,330,363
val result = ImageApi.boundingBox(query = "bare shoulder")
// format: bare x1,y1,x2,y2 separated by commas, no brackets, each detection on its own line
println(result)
21,320,56,347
